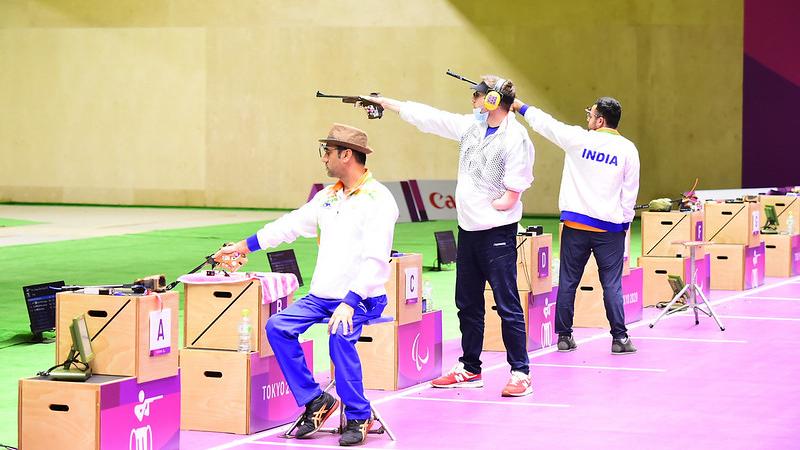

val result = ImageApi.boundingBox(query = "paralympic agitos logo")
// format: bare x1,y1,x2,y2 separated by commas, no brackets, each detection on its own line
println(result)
411,333,430,372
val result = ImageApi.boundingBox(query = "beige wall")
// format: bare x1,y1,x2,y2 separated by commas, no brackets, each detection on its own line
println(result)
0,1,743,213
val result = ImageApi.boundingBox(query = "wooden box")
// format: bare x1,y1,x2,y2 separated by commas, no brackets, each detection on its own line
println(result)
708,242,766,290
483,286,560,352
641,211,704,257
560,223,632,277
485,234,553,294
385,253,423,325
638,254,711,306
185,279,292,357
759,195,800,235
763,234,800,277
179,343,311,434
341,310,442,391
483,290,531,352
19,374,180,450
56,291,179,383
704,201,761,247
574,267,643,328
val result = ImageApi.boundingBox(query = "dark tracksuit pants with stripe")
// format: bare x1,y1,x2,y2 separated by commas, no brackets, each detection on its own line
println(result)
456,222,529,375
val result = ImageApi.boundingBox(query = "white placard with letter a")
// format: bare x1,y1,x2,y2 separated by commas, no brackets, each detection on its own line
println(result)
149,308,171,356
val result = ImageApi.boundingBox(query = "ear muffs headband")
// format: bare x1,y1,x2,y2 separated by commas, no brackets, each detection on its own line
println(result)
484,78,507,111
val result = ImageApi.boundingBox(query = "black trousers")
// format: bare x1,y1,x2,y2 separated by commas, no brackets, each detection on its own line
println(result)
556,225,628,339
456,223,529,375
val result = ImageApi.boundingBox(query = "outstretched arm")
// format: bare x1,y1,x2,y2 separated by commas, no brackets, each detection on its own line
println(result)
512,98,589,153
364,96,473,142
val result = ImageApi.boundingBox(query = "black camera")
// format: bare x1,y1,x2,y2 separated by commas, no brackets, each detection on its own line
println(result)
518,225,543,236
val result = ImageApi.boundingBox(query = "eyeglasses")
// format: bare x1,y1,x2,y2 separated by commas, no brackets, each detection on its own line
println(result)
319,143,347,158
319,143,333,158
585,107,599,120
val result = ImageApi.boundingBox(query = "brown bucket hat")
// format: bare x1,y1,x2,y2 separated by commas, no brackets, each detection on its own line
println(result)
318,123,373,154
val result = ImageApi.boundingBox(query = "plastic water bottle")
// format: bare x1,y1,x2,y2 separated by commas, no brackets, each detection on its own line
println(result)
238,309,251,352
422,280,433,312
787,212,795,235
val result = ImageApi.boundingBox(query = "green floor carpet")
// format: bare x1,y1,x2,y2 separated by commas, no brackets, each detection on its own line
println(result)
0,218,40,227
0,214,641,447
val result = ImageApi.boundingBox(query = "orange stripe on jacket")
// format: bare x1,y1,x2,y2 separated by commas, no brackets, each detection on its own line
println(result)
563,220,607,233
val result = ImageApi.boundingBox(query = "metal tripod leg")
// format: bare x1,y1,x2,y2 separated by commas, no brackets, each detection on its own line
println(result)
695,284,725,331
649,282,691,328
282,406,307,438
691,284,700,325
370,405,397,441
282,380,338,438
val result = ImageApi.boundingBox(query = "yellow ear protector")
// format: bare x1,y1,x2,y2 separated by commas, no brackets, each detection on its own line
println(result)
483,78,507,111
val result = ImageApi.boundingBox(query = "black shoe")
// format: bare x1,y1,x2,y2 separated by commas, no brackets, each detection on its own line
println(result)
611,336,637,355
339,419,373,446
557,334,577,352
295,392,339,439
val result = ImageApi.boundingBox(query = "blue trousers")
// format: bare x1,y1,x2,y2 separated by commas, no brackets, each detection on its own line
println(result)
556,225,628,339
265,294,386,420
456,223,529,375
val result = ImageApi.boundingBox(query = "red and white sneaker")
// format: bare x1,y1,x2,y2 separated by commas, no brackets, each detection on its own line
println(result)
501,371,532,397
431,362,484,388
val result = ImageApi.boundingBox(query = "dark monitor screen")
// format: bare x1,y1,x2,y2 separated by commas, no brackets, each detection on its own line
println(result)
22,280,65,334
267,249,304,287
434,230,458,265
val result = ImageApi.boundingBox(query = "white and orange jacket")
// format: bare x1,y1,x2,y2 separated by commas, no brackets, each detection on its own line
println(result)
520,104,640,231
246,170,399,308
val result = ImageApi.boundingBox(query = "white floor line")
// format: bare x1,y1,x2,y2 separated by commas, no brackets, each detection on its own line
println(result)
531,363,666,373
209,276,800,450
398,396,570,408
715,315,800,322
632,336,747,344
743,296,800,301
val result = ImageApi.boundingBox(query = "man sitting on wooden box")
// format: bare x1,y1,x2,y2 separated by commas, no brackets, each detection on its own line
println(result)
215,123,399,446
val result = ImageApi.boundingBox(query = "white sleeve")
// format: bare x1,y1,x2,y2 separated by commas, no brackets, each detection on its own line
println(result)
621,148,640,223
253,192,321,249
344,194,400,305
522,105,590,154
398,101,474,142
502,131,535,193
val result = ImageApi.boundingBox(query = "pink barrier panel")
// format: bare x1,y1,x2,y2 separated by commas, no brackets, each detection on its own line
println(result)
397,310,443,389
622,267,644,324
745,241,767,289
100,374,181,450
249,340,313,432
528,287,558,350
